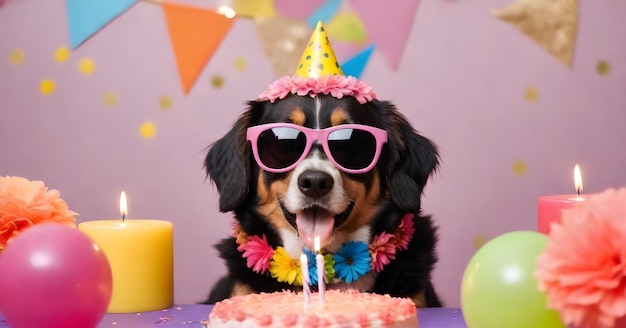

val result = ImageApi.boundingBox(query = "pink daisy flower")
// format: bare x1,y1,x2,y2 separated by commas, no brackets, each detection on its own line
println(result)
369,232,397,272
536,188,626,328
395,213,415,251
240,234,274,274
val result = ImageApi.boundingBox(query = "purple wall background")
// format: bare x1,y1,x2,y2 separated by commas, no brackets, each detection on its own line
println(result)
1,0,625,307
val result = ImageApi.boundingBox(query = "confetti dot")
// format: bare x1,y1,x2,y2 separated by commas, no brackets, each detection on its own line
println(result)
139,122,157,139
54,46,70,63
39,79,56,95
9,49,25,65
512,160,528,176
596,60,611,76
524,87,539,102
103,92,118,107
474,236,487,250
78,58,95,74
233,56,247,71
159,96,173,110
211,75,225,89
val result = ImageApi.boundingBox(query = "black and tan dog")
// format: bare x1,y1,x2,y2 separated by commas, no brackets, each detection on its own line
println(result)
203,92,442,307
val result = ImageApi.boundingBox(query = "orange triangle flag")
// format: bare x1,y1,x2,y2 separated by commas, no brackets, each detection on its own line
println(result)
162,3,235,93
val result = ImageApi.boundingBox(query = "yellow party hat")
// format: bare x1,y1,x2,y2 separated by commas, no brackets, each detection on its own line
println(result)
259,21,376,104
295,21,344,78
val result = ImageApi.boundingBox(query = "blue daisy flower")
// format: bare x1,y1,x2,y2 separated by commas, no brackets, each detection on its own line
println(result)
333,241,371,283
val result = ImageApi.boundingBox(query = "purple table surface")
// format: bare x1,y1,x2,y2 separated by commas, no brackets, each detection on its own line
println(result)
0,305,467,327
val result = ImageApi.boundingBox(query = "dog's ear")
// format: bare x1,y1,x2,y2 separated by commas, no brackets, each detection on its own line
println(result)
204,101,263,212
377,101,440,213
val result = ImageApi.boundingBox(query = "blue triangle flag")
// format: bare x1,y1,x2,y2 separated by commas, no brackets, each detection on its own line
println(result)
66,0,138,49
341,44,375,79
306,0,342,27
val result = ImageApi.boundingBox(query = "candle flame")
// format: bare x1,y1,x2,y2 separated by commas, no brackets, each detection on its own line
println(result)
574,165,583,195
120,191,128,221
314,236,320,253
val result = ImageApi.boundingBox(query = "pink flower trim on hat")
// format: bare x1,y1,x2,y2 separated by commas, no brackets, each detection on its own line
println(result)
258,75,377,104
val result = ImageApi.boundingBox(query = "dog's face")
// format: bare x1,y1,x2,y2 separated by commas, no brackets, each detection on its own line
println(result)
206,94,438,258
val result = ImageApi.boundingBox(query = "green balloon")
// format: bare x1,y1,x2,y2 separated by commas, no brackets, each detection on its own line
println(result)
461,231,565,328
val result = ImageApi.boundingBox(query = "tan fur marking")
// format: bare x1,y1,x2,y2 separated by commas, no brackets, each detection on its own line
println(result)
289,108,306,126
337,171,381,233
411,290,427,308
257,172,294,231
231,282,254,297
330,107,350,126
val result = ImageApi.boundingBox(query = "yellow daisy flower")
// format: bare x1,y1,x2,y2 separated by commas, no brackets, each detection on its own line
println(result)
269,247,302,286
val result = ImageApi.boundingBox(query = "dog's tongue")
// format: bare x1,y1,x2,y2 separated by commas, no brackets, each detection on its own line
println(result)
296,208,334,250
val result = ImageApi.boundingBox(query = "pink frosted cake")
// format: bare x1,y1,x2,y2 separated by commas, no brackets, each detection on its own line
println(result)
208,289,418,327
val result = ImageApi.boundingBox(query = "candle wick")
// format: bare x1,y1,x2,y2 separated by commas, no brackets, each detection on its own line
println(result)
576,188,581,197
121,214,126,223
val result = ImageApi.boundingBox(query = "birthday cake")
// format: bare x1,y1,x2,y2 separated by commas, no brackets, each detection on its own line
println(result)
208,289,418,328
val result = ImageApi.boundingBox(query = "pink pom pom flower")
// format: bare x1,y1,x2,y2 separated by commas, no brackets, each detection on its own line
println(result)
536,188,626,328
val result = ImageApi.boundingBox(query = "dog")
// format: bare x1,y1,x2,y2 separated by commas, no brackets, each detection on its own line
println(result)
203,93,442,308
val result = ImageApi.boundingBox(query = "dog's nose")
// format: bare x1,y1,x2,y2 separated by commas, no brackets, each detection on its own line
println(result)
298,170,334,198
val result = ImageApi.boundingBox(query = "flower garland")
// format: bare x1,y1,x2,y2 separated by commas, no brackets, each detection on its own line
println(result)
257,75,377,105
233,213,415,287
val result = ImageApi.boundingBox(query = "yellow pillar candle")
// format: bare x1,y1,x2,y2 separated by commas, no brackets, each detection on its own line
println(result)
78,192,174,313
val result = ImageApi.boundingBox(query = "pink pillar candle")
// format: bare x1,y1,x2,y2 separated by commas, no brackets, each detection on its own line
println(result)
538,194,586,235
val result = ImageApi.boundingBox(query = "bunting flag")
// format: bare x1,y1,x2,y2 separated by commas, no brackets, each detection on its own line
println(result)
254,16,310,77
341,44,375,79
66,0,138,49
231,0,276,18
491,0,578,67
274,0,326,19
162,3,235,93
348,0,419,70
326,11,367,44
306,0,342,27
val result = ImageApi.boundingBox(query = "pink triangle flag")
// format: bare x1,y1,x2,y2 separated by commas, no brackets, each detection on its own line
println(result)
348,0,419,70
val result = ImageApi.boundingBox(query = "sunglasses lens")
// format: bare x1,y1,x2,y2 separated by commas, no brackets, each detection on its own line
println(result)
257,127,307,170
328,128,377,170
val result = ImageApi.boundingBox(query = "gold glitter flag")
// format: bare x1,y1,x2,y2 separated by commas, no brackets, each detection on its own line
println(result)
491,0,578,67
254,16,310,77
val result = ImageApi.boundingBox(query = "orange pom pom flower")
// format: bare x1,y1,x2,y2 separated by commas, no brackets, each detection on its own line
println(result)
0,176,77,250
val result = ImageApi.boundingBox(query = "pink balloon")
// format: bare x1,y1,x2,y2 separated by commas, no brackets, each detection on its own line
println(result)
0,223,112,328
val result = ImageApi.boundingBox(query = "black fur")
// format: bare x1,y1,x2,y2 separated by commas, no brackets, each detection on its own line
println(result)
203,95,442,307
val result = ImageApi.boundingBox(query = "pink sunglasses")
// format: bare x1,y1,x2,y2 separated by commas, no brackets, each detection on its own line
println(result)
246,123,388,174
